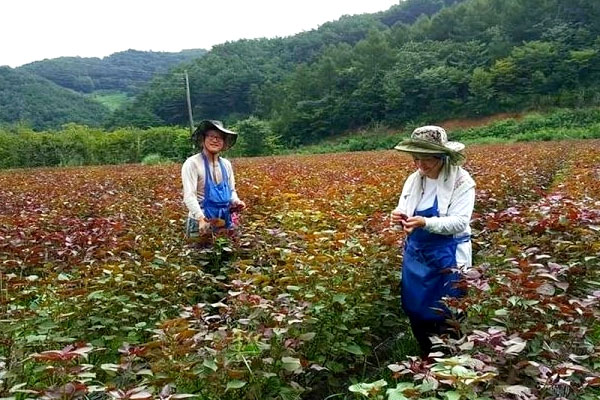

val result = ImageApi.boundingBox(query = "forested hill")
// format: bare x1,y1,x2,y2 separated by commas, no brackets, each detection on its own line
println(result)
0,67,110,130
111,0,600,146
18,49,207,94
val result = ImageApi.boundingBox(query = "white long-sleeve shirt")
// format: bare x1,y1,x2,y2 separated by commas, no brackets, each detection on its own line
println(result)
394,166,475,267
181,153,240,220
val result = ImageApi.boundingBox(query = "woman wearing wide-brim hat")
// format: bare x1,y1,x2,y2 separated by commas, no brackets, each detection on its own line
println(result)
390,125,475,357
181,120,246,236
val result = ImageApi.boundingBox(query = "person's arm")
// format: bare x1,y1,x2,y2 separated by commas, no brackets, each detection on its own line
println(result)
390,174,414,225
423,186,475,235
395,185,409,214
181,158,205,220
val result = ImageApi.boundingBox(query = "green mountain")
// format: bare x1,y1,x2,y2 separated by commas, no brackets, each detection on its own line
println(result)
107,0,467,129
112,0,600,146
18,49,207,94
0,67,110,129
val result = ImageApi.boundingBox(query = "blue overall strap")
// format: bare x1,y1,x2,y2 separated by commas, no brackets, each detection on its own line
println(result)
204,154,229,185
201,154,233,228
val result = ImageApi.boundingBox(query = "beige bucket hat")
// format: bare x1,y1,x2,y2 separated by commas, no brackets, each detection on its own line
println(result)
394,125,465,165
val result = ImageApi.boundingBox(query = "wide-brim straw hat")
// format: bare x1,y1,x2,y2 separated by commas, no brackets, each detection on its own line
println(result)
192,120,238,151
394,125,465,165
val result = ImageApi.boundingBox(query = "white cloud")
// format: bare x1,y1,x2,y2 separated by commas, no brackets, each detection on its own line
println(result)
2,0,399,67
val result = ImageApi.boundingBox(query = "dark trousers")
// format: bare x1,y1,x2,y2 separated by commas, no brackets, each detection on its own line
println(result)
409,317,442,357
409,316,461,358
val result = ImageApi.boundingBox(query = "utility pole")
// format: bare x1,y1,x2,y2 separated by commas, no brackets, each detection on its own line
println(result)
184,70,194,136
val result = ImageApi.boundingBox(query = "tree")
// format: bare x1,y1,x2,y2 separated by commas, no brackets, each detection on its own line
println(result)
234,117,281,157
468,67,496,114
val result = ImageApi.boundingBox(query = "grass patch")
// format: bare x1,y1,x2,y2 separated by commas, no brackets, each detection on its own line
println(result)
141,153,174,165
287,107,600,155
88,90,129,111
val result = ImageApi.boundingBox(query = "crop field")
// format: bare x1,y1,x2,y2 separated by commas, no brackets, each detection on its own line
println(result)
1,140,599,399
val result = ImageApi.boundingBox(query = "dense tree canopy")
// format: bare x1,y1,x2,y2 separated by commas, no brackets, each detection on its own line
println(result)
18,49,206,94
107,0,600,146
3,0,600,141
0,67,110,130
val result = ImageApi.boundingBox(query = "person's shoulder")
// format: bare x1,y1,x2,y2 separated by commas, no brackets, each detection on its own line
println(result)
456,166,475,188
183,153,201,162
406,170,421,182
182,154,203,170
220,157,233,168
457,166,474,179
401,170,421,191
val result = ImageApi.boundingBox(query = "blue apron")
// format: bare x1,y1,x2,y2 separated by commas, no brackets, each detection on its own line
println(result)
202,154,233,229
401,196,468,321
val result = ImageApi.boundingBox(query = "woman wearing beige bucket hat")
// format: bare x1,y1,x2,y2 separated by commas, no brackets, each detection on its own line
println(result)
390,125,475,357
182,120,246,237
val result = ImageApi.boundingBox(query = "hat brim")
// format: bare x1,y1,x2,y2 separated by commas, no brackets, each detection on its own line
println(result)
393,144,446,154
221,135,237,151
206,122,236,136
394,139,465,154
193,120,238,151
394,138,466,165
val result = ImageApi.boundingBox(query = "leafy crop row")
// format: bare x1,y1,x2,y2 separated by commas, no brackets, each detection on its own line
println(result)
1,141,599,399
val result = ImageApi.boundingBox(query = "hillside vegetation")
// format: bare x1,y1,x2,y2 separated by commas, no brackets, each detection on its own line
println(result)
111,0,600,149
1,108,599,169
2,0,600,152
18,49,206,94
0,67,111,130
1,49,206,130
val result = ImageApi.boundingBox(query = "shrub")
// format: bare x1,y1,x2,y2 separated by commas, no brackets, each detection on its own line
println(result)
141,153,173,165
233,117,282,157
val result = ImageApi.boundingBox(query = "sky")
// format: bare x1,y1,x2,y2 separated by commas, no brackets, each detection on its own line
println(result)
2,0,400,68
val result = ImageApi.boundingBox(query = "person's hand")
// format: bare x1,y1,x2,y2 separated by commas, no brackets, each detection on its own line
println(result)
230,199,246,212
390,209,408,226
403,216,426,234
197,217,211,233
